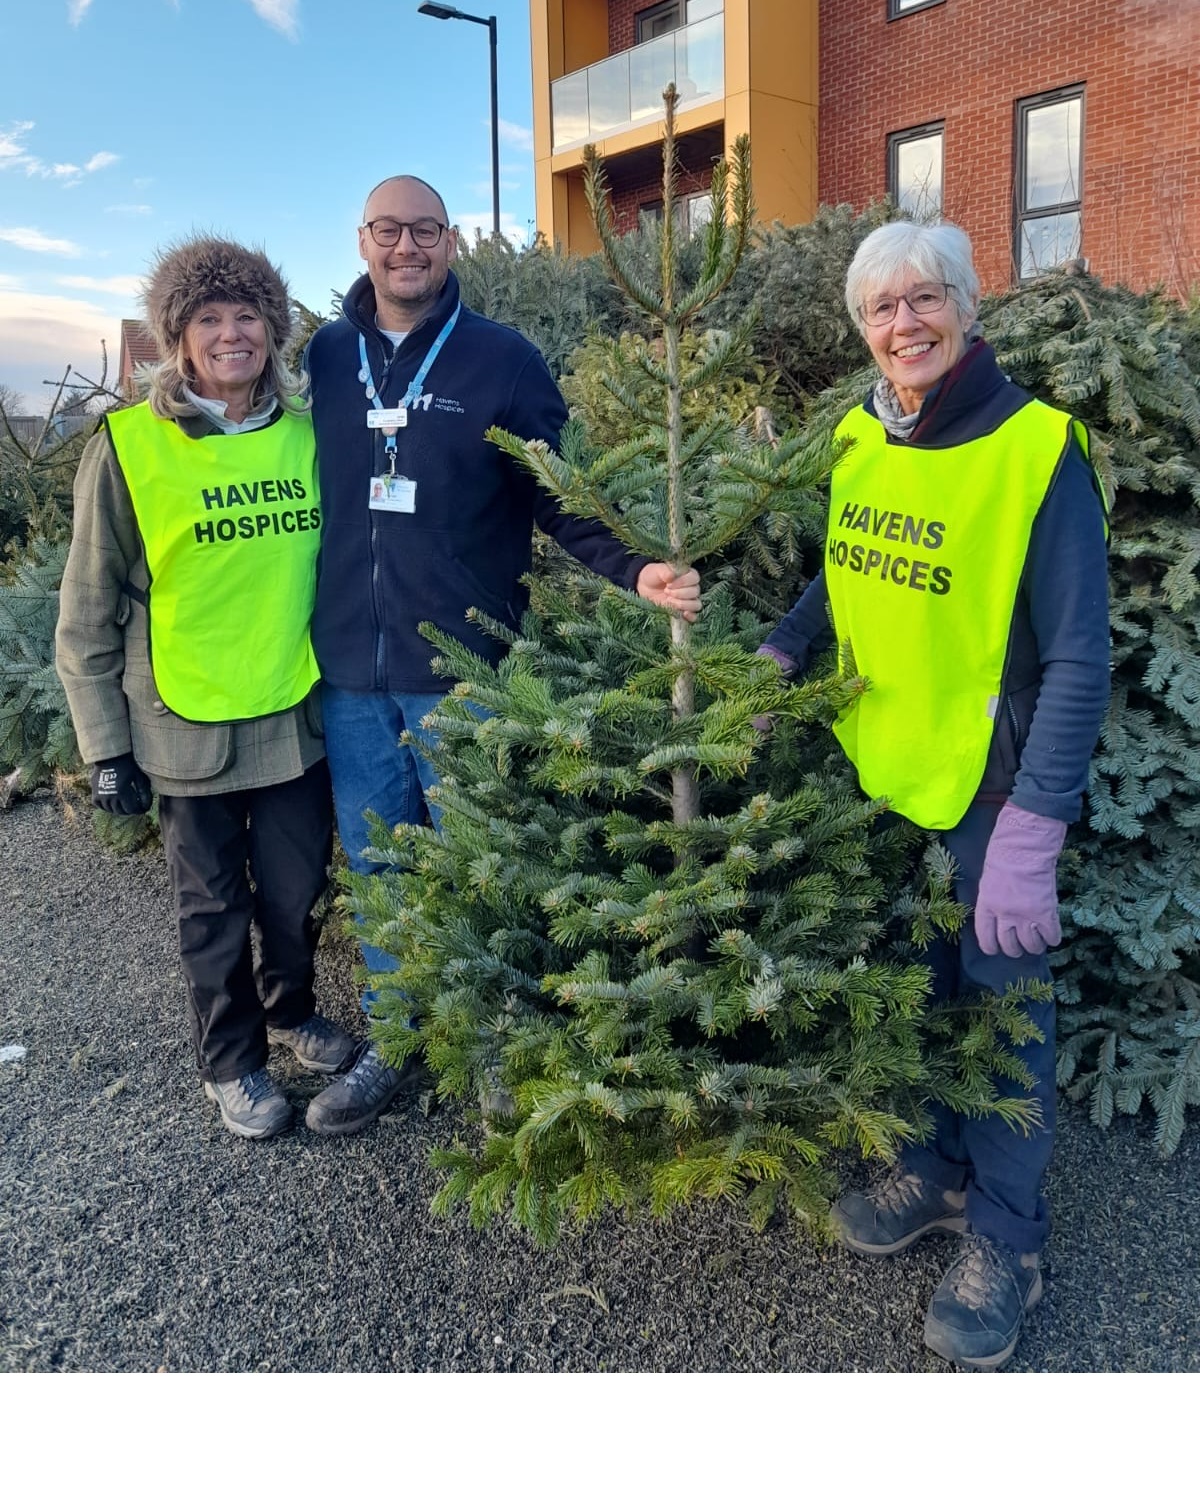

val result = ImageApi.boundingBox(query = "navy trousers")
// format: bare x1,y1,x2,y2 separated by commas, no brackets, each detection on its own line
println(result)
900,799,1057,1255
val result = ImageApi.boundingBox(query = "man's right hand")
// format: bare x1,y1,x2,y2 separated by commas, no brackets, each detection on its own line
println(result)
91,754,153,816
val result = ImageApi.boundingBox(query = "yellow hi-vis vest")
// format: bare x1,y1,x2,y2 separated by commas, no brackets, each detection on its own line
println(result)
106,403,321,723
824,399,1097,830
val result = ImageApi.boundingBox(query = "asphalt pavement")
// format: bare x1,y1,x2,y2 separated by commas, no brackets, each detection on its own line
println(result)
2,791,1197,1373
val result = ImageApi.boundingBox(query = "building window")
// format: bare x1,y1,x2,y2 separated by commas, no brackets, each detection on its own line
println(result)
888,123,944,218
637,2,683,43
639,192,713,235
888,0,945,18
1015,86,1083,279
636,0,721,43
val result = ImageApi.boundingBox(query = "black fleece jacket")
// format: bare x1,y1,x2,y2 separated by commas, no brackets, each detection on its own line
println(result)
765,341,1110,825
306,270,645,693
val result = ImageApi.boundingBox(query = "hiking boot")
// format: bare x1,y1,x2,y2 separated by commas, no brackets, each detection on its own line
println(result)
924,1233,1043,1370
204,1068,292,1139
267,1012,359,1074
305,1044,419,1136
831,1167,967,1256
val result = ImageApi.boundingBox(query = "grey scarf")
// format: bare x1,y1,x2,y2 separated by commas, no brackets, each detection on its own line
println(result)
872,376,922,440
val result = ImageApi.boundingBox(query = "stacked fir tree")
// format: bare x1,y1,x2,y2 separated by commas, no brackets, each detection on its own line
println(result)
987,274,1200,1152
355,97,1040,1243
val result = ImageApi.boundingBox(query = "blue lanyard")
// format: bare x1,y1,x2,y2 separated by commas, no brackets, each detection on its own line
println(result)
358,303,461,467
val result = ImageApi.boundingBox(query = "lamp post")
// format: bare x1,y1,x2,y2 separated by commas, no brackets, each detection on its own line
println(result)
417,3,500,238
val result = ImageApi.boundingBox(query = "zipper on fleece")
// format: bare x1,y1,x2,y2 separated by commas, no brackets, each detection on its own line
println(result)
367,338,398,690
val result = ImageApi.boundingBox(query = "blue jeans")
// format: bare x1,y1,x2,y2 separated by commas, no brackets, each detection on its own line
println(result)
322,685,445,1010
901,799,1057,1255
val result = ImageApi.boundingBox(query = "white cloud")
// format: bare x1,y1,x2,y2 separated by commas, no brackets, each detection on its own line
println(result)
0,123,38,172
452,211,528,249
105,203,152,216
67,0,94,25
470,177,523,197
497,119,534,152
58,274,145,297
247,1,299,40
0,288,121,412
0,226,83,256
0,123,119,183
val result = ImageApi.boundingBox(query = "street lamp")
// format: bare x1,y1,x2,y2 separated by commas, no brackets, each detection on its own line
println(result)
417,4,500,238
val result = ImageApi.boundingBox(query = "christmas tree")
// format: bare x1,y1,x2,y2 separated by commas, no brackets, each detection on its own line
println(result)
0,535,77,792
355,96,1039,1243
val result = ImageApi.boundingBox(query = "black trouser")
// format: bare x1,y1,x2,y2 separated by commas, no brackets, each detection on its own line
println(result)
158,760,333,1084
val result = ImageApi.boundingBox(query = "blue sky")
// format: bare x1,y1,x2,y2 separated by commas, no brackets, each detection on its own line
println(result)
0,0,539,411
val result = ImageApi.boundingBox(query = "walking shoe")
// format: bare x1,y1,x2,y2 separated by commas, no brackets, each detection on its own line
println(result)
924,1233,1043,1370
267,1012,359,1074
203,1068,293,1139
831,1166,967,1255
305,1044,419,1136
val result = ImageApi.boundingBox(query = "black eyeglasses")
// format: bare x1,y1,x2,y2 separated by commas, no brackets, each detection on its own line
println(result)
859,282,955,327
362,217,448,249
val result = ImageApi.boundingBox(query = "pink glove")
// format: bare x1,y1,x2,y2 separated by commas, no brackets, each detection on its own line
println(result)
974,802,1068,959
756,644,798,676
752,645,798,732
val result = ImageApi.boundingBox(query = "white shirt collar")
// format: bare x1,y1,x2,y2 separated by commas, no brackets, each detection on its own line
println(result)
185,386,278,434
374,315,409,349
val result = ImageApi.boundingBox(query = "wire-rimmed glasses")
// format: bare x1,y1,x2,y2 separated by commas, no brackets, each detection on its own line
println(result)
859,282,955,327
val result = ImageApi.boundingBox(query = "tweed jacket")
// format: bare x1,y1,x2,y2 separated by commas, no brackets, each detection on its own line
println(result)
55,408,324,797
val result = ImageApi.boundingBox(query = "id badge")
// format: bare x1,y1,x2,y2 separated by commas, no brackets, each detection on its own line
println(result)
368,476,417,513
367,407,408,429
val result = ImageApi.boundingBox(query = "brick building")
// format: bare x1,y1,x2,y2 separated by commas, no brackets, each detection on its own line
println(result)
822,0,1200,296
117,319,159,400
530,0,1200,294
531,1,817,254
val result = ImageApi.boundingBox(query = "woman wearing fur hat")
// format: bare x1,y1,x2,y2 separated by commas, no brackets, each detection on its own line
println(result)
56,234,358,1139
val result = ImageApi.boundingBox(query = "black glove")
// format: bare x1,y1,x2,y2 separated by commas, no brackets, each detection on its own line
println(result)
91,754,153,816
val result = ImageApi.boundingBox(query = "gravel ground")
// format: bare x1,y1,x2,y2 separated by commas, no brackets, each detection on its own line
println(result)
2,790,1198,1374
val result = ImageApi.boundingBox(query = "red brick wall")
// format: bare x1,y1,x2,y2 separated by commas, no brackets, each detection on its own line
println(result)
819,0,1200,295
609,160,716,233
609,0,637,55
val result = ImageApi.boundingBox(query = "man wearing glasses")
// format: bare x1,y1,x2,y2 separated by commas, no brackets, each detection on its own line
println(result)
303,175,700,1136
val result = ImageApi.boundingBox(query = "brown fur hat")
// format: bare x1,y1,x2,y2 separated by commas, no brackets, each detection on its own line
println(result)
143,235,293,356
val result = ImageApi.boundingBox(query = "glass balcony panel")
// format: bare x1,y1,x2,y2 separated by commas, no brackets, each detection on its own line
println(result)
629,34,676,123
675,13,723,107
551,71,589,151
551,13,724,150
587,52,631,137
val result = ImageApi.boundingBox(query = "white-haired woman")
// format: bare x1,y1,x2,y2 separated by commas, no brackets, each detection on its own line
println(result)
759,220,1109,1368
56,236,357,1139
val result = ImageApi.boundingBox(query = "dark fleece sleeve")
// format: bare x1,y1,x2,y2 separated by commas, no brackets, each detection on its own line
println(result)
504,348,648,592
1010,439,1111,823
763,570,836,673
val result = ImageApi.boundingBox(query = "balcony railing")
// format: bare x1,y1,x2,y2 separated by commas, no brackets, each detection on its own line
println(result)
551,14,724,153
